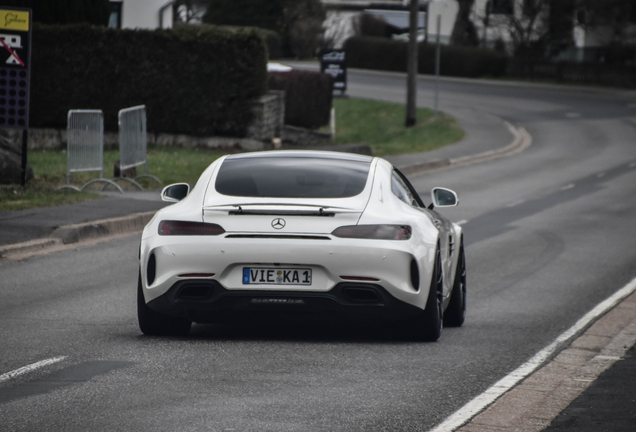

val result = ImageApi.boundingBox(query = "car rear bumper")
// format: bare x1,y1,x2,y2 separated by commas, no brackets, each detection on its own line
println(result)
147,280,424,323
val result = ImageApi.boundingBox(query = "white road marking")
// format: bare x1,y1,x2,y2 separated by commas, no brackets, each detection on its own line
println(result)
597,172,606,178
560,183,575,191
429,276,636,432
456,220,468,226
565,112,581,118
506,200,525,208
0,356,67,384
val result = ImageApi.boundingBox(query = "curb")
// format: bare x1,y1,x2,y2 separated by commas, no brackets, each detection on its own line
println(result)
399,122,532,176
0,211,155,259
455,286,636,432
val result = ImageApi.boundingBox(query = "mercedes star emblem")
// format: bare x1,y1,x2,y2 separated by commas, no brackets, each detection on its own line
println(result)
271,218,286,229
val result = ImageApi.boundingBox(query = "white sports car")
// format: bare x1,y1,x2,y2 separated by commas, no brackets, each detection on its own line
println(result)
137,150,466,341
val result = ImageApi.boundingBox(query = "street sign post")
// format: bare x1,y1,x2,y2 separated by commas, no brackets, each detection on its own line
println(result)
0,7,32,186
320,49,347,94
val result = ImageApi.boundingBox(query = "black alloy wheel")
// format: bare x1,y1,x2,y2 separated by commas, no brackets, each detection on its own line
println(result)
398,245,443,342
444,241,466,327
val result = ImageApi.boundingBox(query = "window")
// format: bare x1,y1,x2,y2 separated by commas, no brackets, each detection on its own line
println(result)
392,169,426,208
391,173,412,205
215,156,371,198
109,1,122,29
392,171,423,208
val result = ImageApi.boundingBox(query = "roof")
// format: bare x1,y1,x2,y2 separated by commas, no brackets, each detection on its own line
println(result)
225,150,375,163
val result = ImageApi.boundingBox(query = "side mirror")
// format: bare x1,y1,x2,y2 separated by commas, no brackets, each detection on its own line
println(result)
430,187,458,208
161,183,190,202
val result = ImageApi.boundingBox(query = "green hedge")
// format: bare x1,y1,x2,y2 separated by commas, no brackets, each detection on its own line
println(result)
343,36,508,78
268,70,333,129
31,24,268,137
203,24,282,59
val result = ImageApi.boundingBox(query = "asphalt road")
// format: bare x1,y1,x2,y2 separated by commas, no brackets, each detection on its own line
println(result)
1,69,636,431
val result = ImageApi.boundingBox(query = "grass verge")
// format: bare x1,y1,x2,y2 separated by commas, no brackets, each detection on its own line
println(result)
332,98,464,156
1,97,464,211
0,147,225,211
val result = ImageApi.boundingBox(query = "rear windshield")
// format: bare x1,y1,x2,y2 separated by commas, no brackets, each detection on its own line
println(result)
215,157,371,198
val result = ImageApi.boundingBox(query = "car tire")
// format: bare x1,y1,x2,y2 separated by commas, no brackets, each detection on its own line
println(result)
398,246,443,342
444,241,466,327
137,272,191,336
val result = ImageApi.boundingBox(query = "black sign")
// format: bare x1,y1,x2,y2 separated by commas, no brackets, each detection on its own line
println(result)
0,7,31,129
320,49,347,93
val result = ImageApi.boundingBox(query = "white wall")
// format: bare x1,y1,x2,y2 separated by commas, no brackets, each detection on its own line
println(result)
427,0,459,44
120,0,174,29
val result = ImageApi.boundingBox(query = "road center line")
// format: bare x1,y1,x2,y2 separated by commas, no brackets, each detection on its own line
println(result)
429,276,636,432
0,356,67,384
560,183,575,191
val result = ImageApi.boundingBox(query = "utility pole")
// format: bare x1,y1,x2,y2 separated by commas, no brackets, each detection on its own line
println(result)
405,0,419,128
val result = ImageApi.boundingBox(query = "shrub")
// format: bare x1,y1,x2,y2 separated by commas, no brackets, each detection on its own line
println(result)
344,36,509,78
204,24,282,60
30,24,267,137
268,71,333,129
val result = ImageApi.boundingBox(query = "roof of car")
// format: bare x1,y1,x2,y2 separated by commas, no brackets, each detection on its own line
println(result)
224,150,374,163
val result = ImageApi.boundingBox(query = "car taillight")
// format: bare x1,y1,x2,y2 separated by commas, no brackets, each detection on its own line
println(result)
331,225,412,240
158,220,225,236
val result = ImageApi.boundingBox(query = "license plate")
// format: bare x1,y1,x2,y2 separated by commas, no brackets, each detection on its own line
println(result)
243,268,312,285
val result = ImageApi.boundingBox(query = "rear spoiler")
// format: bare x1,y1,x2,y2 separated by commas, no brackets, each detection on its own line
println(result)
203,203,362,217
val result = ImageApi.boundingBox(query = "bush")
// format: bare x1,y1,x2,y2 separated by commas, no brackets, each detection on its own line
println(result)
268,71,333,129
204,24,282,59
344,36,509,78
30,24,268,137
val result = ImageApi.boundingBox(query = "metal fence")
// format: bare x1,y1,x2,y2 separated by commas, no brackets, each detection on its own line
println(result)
60,110,122,193
117,105,161,189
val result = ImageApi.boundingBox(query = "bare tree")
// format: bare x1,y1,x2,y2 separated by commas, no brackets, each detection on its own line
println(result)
174,0,204,26
451,0,479,46
480,0,552,55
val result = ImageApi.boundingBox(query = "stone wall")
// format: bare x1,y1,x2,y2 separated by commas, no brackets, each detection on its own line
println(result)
247,90,285,142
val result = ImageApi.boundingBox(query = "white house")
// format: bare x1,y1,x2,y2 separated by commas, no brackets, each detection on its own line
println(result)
469,0,636,61
108,0,175,29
